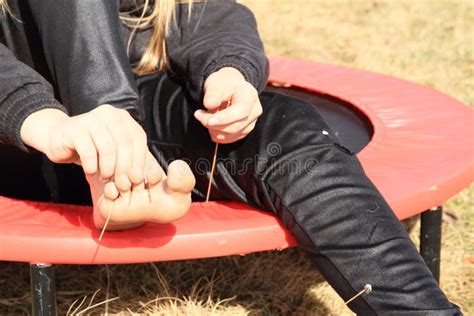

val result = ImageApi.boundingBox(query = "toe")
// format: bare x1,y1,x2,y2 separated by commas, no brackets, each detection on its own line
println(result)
165,160,196,194
146,152,164,185
104,182,119,200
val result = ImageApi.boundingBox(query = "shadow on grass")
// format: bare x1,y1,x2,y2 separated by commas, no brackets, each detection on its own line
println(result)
0,249,336,315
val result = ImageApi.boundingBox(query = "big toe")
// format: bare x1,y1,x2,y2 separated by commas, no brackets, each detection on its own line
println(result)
165,160,196,194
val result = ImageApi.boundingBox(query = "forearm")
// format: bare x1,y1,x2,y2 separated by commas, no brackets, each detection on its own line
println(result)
0,43,67,151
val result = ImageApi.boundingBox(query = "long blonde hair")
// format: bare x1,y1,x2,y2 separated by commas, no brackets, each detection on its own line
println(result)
121,0,193,76
0,0,192,76
0,0,12,16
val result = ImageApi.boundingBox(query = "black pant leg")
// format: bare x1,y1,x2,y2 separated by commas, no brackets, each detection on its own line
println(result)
139,73,461,315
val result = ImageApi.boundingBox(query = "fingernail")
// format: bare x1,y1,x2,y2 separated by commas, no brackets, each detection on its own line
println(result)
216,134,225,140
194,111,202,120
208,117,219,125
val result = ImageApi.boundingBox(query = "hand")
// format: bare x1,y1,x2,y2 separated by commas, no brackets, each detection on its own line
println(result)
21,104,152,191
194,67,263,144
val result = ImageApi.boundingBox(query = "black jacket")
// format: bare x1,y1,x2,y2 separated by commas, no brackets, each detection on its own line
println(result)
0,0,268,151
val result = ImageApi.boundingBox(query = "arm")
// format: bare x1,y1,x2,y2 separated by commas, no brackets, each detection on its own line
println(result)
166,1,268,144
20,0,152,188
0,43,146,185
0,45,150,189
26,0,143,120
166,0,269,101
0,43,67,151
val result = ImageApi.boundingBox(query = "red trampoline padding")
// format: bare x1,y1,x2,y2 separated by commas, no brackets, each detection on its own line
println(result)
268,57,473,219
0,58,473,264
0,198,295,264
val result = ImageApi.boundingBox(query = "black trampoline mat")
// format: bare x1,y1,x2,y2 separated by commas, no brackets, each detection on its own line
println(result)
265,85,373,154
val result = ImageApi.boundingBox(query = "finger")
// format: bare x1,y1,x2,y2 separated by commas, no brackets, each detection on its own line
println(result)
72,129,98,175
219,98,262,134
194,109,247,131
127,119,148,184
210,131,240,144
197,98,261,135
145,151,164,185
210,131,226,143
47,128,79,164
203,74,234,111
208,117,251,134
87,119,117,180
209,129,233,143
210,119,257,144
206,87,256,126
240,120,257,136
106,119,133,191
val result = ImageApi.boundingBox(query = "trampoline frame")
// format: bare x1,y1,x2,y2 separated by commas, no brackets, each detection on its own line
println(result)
28,207,443,315
1,57,473,315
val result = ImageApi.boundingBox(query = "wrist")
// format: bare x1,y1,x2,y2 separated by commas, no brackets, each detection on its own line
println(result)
20,108,69,153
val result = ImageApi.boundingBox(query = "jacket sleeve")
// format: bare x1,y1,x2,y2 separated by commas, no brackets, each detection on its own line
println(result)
0,43,67,152
166,0,269,101
26,0,143,121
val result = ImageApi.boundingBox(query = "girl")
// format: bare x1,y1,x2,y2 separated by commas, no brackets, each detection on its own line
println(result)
0,0,462,314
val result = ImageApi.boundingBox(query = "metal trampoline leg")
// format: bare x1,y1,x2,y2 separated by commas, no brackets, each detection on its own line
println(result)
30,263,57,316
420,206,442,283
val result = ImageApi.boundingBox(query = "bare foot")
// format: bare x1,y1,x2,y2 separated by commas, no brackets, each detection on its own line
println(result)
87,157,196,231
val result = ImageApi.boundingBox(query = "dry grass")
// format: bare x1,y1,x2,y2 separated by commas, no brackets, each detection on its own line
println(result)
1,1,473,315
